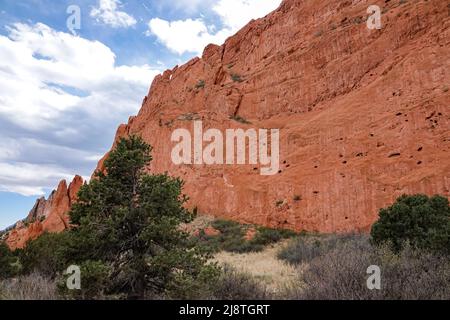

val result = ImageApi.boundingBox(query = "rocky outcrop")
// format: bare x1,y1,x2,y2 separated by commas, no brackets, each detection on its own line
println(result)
5,176,83,250
96,0,449,233
5,0,450,248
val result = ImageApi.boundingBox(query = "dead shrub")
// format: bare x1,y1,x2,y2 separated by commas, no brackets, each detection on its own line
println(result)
0,272,58,300
278,233,365,265
211,265,271,300
285,237,450,300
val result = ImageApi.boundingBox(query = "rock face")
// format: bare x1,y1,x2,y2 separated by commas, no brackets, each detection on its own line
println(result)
5,176,83,250
96,0,449,233
5,0,450,248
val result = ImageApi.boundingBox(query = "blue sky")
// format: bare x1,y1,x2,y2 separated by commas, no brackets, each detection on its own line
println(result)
0,0,281,230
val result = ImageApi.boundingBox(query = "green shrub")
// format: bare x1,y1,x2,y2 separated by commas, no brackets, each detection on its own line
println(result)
230,114,251,124
251,227,296,247
371,194,450,254
177,112,200,121
212,219,243,235
224,240,265,254
0,242,18,279
195,80,205,89
18,232,73,278
192,220,295,254
314,30,323,37
165,262,220,300
231,73,243,82
59,260,111,300
192,219,246,253
275,200,284,207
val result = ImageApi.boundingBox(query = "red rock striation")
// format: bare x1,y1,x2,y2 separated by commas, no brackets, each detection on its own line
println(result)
5,0,450,248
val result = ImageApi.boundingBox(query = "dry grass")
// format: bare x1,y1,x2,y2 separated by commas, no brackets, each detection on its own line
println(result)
284,237,450,300
211,266,270,300
214,241,299,295
0,273,58,300
278,233,367,265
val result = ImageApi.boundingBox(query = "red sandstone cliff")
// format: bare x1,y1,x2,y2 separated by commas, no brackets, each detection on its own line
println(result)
5,0,450,248
98,0,449,232
5,176,83,249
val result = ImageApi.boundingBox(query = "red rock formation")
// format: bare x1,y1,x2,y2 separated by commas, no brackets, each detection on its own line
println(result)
5,176,83,250
204,226,221,237
5,0,450,248
244,228,257,241
95,0,449,233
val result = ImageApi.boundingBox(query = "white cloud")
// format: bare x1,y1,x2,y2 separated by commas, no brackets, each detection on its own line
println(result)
147,18,230,55
91,0,137,28
0,22,159,130
0,162,74,196
212,0,282,31
147,0,282,55
0,23,161,196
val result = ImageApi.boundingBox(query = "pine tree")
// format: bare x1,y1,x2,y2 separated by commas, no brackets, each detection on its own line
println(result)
65,135,217,299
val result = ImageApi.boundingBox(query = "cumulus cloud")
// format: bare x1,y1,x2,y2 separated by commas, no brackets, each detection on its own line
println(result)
147,0,282,55
0,162,75,196
147,18,230,55
0,23,160,196
91,0,137,28
212,0,282,31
